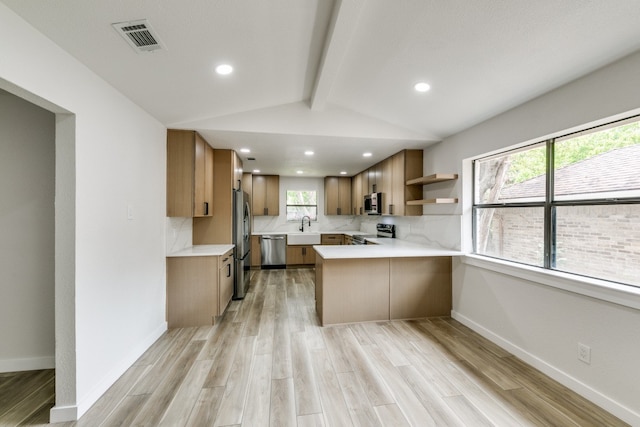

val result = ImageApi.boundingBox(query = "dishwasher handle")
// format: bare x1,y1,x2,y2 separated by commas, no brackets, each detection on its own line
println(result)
261,235,285,240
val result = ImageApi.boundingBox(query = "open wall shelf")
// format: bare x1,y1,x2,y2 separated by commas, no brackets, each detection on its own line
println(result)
406,173,458,186
407,198,458,205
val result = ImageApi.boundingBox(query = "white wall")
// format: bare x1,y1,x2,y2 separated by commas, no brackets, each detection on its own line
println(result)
0,4,167,422
0,90,55,372
425,50,640,424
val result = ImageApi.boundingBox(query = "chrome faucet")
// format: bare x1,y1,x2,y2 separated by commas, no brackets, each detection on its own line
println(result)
300,215,311,232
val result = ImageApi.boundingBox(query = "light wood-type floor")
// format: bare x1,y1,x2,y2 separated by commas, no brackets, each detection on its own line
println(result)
9,268,628,426
0,370,55,425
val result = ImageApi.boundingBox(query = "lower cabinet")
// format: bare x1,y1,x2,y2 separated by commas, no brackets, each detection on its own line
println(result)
166,249,234,328
251,235,261,268
218,250,234,315
315,255,452,326
286,245,315,266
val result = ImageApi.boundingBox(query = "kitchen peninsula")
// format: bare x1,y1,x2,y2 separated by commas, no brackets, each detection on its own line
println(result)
313,240,461,326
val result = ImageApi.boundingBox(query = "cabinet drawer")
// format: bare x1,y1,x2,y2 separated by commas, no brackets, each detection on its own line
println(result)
321,234,344,245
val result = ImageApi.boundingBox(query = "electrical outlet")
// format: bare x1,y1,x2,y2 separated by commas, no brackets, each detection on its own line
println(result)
578,343,591,364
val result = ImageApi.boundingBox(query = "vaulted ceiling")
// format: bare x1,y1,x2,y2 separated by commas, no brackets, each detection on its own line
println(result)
4,0,640,176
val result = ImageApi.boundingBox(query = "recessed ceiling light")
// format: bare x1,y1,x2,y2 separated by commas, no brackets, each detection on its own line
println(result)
296,170,304,174
340,171,347,175
253,169,260,173
414,82,431,92
240,148,250,153
304,151,314,156
215,64,233,75
363,152,372,157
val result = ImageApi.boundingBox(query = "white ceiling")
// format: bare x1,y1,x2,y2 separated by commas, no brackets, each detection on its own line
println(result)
4,0,640,177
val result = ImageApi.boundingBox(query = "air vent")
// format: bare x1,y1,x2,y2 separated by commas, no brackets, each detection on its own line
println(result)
247,157,256,161
112,20,164,53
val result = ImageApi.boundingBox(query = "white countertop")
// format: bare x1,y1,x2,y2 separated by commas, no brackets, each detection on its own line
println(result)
167,244,235,257
313,238,462,259
252,230,369,236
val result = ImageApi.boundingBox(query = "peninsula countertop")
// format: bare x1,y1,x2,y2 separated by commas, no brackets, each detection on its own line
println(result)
167,244,235,257
313,238,462,259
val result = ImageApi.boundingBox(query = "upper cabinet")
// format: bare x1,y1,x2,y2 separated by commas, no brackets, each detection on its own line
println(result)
325,176,352,215
351,173,363,215
167,129,214,218
253,175,279,216
353,149,423,216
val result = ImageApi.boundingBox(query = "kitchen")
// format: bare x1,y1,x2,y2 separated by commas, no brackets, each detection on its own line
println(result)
1,1,640,426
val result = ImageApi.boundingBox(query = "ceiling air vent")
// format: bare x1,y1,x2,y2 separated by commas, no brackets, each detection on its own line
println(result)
112,19,164,53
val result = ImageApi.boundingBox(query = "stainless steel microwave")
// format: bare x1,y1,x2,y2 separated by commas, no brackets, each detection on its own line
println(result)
364,192,382,215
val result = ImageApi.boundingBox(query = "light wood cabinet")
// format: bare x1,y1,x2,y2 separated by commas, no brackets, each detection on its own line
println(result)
314,254,452,326
193,149,242,244
251,235,261,268
389,257,452,319
167,253,234,328
218,249,234,314
344,235,353,245
253,175,279,216
321,234,344,245
389,150,423,216
324,176,352,215
286,245,315,266
351,173,362,215
166,129,214,217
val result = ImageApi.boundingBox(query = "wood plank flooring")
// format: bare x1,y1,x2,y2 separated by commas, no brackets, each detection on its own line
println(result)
3,268,628,426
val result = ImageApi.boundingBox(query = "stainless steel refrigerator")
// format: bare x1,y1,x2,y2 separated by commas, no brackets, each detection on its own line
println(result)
233,189,251,299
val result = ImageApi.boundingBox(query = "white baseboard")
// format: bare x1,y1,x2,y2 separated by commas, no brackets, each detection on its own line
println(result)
0,356,55,373
49,321,168,422
451,310,640,426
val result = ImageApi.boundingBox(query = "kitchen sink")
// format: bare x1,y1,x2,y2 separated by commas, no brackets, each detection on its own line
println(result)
287,233,321,245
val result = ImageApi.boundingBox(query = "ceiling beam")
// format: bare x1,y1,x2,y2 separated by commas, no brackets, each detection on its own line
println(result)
310,0,365,111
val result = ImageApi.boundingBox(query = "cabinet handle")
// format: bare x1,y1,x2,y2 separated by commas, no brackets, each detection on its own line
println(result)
264,207,268,215
204,202,209,215
389,204,393,215
337,207,341,215
227,263,231,278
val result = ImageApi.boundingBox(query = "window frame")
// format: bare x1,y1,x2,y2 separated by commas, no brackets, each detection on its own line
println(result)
285,189,318,222
472,115,640,287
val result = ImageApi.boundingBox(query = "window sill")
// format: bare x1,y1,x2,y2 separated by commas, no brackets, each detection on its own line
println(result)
461,254,640,311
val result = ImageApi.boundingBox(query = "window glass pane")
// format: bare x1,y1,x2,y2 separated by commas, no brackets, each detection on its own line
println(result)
475,144,546,204
554,204,640,286
286,206,317,221
286,190,317,205
554,119,640,201
286,190,317,221
475,207,544,266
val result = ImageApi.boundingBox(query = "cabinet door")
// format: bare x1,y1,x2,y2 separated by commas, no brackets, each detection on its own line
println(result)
286,246,304,265
338,177,352,215
381,157,393,214
166,256,218,328
360,172,369,214
251,235,261,267
325,177,339,215
219,252,234,314
321,234,344,245
352,173,362,215
265,175,279,216
391,151,405,216
253,175,280,216
253,175,267,216
303,246,316,264
168,129,207,218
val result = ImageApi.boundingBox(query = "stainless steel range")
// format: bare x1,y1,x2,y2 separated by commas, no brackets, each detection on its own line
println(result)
350,223,395,245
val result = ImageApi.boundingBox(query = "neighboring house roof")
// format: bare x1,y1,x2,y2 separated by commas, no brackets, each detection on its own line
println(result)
499,144,640,200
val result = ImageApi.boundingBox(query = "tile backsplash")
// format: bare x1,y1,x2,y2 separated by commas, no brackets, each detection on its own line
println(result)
166,217,192,254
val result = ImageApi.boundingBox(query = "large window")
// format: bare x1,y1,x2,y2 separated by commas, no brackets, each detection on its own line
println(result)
473,116,640,287
286,190,317,221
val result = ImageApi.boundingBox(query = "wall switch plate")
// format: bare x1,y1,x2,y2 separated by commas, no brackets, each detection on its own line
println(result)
578,343,591,364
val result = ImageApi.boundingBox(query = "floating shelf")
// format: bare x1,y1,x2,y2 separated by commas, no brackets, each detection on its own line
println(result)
406,173,458,186
407,198,459,205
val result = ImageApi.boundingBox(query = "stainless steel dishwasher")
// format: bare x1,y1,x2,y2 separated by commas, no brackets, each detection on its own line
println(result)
260,235,286,269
